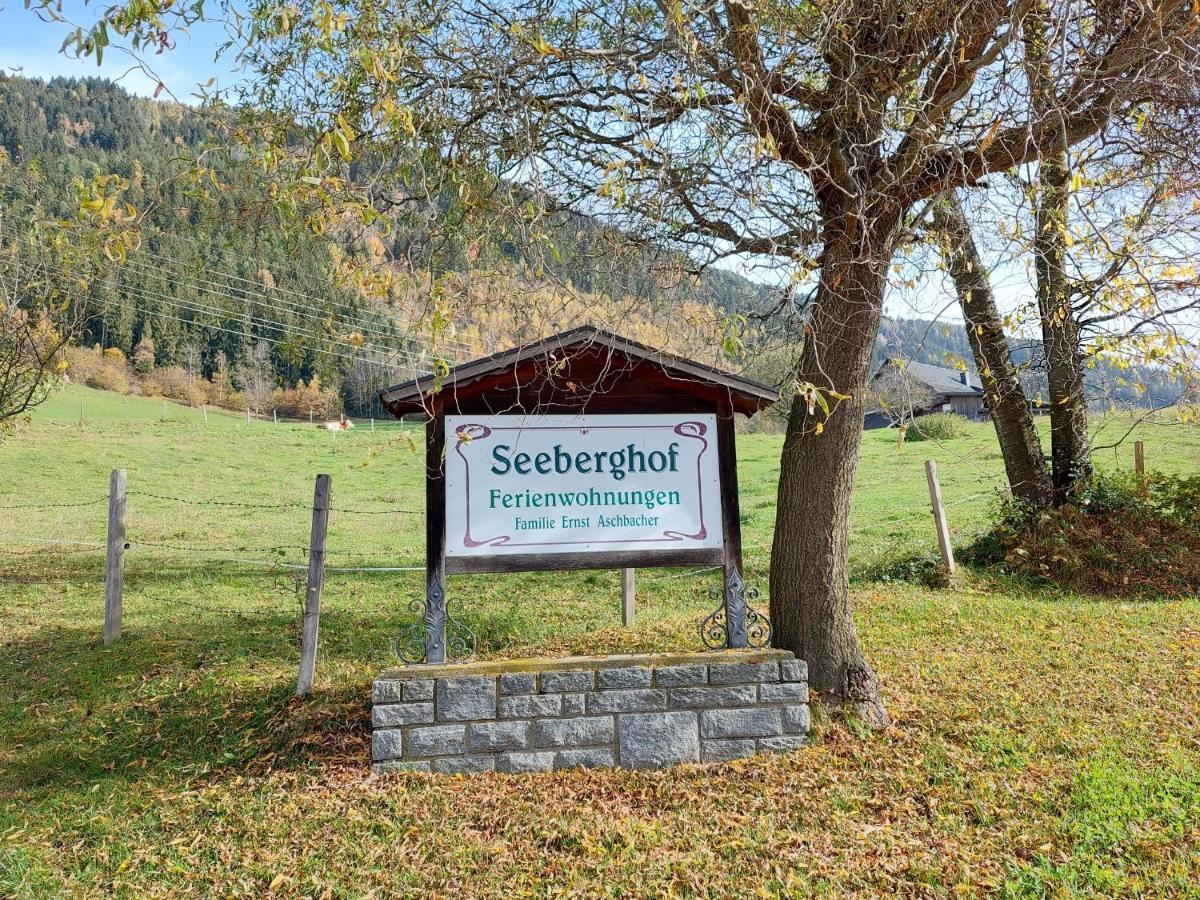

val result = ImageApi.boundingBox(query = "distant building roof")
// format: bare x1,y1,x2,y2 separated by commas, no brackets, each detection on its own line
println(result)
875,358,984,397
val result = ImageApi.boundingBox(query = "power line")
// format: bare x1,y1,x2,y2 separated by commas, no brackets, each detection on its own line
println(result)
117,255,465,358
102,277,426,367
131,245,479,355
106,278,444,376
0,225,475,364
95,290,422,372
0,227,416,371
98,296,377,370
147,237,481,354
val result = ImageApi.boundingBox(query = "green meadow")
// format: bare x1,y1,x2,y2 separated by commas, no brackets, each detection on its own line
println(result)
1,384,1197,896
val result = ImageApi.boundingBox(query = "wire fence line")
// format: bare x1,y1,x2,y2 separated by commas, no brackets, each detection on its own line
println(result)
2,463,1005,692
2,535,108,548
130,490,420,516
0,493,421,516
129,537,311,554
0,533,426,574
3,469,1007,583
640,565,724,582
0,542,107,558
16,405,424,438
128,490,310,510
0,497,109,510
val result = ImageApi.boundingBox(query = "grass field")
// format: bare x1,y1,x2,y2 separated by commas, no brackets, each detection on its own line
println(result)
1,384,1198,896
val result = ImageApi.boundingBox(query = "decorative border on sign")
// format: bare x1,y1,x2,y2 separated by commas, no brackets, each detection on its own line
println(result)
452,420,712,550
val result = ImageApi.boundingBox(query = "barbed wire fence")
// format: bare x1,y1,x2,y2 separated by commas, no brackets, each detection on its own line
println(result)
2,461,1014,692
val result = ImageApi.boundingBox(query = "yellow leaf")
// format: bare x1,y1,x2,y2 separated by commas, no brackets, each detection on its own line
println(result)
979,119,1003,152
333,129,351,162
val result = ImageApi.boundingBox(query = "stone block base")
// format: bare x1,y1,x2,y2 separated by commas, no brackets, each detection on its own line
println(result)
371,649,809,773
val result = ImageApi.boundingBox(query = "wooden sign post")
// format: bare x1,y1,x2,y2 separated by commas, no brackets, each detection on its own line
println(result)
380,327,779,663
621,568,636,627
297,474,331,695
925,459,956,576
104,468,127,644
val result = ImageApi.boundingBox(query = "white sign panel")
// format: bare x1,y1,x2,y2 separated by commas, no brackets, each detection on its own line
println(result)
444,414,724,557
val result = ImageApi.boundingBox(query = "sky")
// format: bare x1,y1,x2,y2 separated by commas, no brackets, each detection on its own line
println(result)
0,0,235,101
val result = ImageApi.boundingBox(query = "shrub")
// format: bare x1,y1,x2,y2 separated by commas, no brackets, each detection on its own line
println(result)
146,366,195,403
271,377,343,419
67,346,130,394
66,346,102,380
144,367,210,408
963,472,1200,598
85,365,130,394
905,412,968,442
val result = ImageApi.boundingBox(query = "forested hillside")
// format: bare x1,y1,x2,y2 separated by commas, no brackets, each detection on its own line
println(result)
1,75,1180,415
0,75,378,408
0,75,775,415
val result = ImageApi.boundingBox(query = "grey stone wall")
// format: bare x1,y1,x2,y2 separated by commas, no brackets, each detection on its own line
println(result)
371,650,809,774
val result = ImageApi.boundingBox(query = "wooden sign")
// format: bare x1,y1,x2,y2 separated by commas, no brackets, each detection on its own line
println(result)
379,327,778,662
445,413,724,563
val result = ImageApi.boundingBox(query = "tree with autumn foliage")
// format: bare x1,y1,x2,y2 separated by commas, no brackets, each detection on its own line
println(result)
47,0,1200,722
0,154,139,435
930,93,1200,509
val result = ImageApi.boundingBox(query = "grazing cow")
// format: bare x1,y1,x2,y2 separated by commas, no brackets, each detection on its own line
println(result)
320,417,354,431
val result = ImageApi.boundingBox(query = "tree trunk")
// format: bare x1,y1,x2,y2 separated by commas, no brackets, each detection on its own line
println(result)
1033,152,1092,501
769,223,895,729
1025,4,1092,502
931,195,1053,507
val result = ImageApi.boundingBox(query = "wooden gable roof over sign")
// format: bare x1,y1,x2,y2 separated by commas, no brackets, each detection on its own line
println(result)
379,325,780,418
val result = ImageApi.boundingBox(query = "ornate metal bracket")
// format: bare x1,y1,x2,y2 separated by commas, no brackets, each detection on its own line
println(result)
699,567,771,650
394,596,476,665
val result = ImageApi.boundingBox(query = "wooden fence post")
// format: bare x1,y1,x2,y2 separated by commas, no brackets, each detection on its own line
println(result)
924,459,956,576
104,469,127,644
621,568,636,627
1134,440,1145,474
203,404,208,423
297,473,331,698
